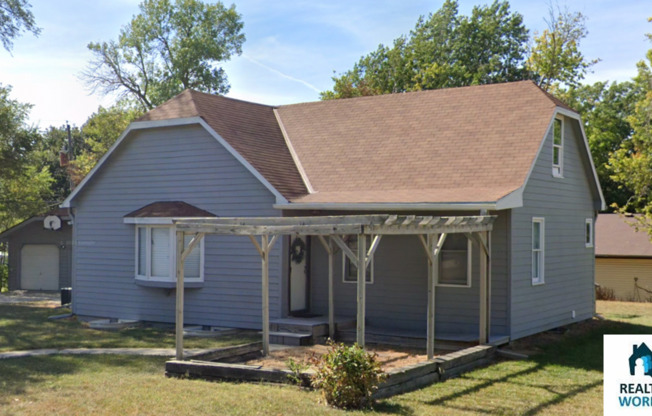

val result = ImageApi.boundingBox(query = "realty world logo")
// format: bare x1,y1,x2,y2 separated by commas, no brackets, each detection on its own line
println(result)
604,335,652,415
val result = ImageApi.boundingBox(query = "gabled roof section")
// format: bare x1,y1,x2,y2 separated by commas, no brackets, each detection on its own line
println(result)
124,201,217,218
0,208,71,240
138,90,307,199
275,81,575,206
596,214,652,258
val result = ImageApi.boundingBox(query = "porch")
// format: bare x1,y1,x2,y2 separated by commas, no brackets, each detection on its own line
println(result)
172,214,497,360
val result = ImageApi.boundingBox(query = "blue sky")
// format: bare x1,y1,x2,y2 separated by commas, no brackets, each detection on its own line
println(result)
0,0,650,128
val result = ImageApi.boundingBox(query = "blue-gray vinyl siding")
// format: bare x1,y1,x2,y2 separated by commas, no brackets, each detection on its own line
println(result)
4,220,72,291
309,211,510,338
509,116,597,340
70,124,281,329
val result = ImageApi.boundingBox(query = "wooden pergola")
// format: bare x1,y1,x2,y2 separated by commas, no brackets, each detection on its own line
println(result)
172,214,495,361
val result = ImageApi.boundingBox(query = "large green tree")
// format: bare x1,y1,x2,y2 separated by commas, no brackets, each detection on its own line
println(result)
609,35,652,223
321,0,529,99
82,0,245,110
0,85,52,231
0,0,40,52
561,81,639,209
67,105,142,185
527,5,598,91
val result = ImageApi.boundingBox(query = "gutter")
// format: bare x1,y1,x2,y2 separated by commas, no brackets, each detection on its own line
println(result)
273,202,498,211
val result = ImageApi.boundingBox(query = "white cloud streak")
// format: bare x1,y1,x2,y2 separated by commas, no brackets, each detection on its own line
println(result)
242,54,321,93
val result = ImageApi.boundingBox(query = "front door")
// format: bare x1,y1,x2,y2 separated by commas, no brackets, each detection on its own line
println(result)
289,235,309,314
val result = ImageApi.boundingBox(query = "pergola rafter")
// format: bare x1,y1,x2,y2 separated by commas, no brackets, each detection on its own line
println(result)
173,214,495,360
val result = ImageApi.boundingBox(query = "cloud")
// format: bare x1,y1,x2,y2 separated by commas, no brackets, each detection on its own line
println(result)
241,54,321,93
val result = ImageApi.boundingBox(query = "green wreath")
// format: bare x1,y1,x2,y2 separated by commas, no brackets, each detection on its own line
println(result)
290,237,306,264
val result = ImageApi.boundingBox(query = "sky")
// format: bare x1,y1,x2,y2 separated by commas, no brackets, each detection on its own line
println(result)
0,0,650,129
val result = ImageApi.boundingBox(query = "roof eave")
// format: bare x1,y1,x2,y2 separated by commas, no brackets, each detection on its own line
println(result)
274,201,499,211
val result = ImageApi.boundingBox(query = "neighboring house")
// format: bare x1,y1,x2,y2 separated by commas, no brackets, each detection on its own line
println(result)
595,213,652,301
0,209,73,291
60,80,604,342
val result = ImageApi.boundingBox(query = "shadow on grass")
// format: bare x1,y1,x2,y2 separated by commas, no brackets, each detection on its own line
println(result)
385,318,649,415
0,355,164,404
374,401,416,415
0,304,258,351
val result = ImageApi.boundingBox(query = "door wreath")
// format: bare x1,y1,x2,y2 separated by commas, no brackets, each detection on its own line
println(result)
290,237,306,264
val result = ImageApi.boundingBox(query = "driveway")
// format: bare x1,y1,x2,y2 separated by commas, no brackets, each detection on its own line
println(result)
0,290,60,305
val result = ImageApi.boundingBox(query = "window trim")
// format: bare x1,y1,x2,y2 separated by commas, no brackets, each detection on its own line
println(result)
532,217,545,285
585,218,594,248
342,235,374,284
135,225,204,283
436,236,472,288
552,117,564,178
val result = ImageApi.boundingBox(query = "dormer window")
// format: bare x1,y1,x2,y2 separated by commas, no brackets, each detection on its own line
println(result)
552,117,563,177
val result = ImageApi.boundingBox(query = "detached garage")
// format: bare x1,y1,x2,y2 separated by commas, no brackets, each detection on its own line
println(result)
0,209,72,291
595,213,652,302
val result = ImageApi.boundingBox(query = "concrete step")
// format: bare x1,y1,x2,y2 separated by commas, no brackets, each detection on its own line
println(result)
269,331,313,346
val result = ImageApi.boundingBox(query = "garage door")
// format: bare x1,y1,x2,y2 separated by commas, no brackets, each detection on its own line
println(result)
21,245,60,290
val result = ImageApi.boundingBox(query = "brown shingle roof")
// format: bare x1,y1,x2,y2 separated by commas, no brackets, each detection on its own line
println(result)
139,90,307,199
137,81,571,205
125,201,216,218
595,214,652,258
277,81,562,204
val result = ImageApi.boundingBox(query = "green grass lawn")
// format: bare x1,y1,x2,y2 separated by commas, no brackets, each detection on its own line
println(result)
0,300,650,415
0,303,257,352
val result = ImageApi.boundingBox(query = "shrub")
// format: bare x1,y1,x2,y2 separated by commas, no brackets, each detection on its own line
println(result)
311,342,385,409
595,285,616,301
0,263,7,292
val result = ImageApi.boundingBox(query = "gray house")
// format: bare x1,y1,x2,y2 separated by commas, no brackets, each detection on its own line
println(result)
61,81,604,344
0,209,73,291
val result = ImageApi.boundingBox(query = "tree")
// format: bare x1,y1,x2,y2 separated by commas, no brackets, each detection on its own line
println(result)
321,0,530,99
0,0,40,52
82,0,245,110
527,4,598,91
0,85,52,230
609,39,652,223
560,81,640,209
67,105,142,185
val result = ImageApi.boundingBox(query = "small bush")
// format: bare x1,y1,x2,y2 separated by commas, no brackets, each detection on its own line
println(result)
310,342,385,410
596,285,616,301
286,357,310,385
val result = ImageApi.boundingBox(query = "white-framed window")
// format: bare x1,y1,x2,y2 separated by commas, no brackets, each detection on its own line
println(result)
552,117,563,177
585,218,594,248
437,233,472,287
135,225,204,282
532,217,545,285
342,235,373,284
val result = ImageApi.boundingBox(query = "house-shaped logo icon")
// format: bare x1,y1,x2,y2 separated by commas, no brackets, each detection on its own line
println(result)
629,343,652,377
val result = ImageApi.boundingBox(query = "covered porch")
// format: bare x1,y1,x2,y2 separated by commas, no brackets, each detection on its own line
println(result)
172,214,496,360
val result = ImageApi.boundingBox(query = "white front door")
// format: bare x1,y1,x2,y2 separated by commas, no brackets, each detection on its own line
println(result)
289,236,308,312
21,245,60,290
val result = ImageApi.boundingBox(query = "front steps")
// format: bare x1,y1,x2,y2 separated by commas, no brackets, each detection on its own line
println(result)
268,316,355,346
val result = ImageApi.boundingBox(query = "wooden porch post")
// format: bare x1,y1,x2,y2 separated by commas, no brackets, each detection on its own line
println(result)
175,231,185,360
317,236,336,340
478,231,490,344
356,233,366,347
327,238,335,340
261,234,270,355
426,234,437,360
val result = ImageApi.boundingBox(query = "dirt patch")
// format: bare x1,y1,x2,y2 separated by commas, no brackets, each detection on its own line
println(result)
0,291,60,307
245,344,446,371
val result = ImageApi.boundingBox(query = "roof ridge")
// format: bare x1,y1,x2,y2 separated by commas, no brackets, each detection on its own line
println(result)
277,80,543,109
